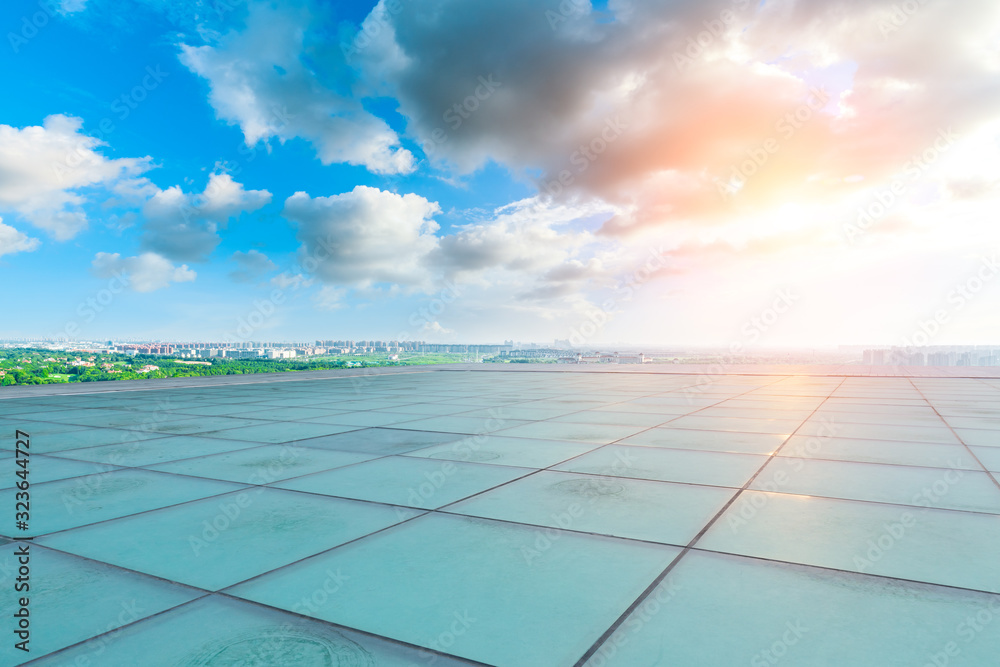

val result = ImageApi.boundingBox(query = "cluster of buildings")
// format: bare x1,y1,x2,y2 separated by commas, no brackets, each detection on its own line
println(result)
862,346,1000,367
105,340,512,361
559,352,648,364
498,349,648,364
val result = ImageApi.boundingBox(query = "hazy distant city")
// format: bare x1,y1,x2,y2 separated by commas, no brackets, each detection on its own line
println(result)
3,338,999,368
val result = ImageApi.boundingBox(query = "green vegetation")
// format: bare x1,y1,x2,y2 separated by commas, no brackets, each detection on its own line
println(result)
0,349,475,387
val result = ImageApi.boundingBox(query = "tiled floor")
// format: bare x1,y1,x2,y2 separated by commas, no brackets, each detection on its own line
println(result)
2,367,1000,665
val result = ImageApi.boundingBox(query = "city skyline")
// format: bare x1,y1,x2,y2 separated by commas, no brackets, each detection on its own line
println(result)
2,1,999,346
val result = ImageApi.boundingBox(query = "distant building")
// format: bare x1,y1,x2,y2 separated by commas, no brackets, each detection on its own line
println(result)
558,352,646,364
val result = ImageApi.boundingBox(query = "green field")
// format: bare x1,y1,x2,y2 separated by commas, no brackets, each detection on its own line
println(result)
0,348,480,387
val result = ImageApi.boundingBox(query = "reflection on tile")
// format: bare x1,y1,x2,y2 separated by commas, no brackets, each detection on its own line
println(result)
40,488,416,590
450,470,736,545
230,513,680,666
780,435,982,470
555,444,766,488
620,427,787,454
0,545,198,665
666,415,801,434
751,458,1000,513
797,420,959,444
700,491,1000,593
275,455,531,509
586,550,1000,667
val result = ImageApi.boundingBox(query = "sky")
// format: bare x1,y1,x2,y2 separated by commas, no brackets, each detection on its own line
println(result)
0,0,999,347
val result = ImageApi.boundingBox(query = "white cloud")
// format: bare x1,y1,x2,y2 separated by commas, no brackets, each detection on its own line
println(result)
91,252,196,292
141,172,271,261
0,217,41,257
314,285,347,310
422,321,453,334
0,115,151,240
58,0,88,14
349,0,1000,237
271,272,315,290
229,249,277,283
180,0,415,175
283,185,441,287
200,172,273,220
432,198,602,278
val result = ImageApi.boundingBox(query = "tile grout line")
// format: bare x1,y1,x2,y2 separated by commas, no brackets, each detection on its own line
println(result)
571,375,847,666
906,377,1000,493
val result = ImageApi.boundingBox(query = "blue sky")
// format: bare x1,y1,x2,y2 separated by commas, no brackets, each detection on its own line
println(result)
1,0,999,346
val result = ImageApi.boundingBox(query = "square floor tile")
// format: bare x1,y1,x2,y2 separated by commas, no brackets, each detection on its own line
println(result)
383,403,473,416
495,421,648,445
797,421,960,444
392,415,532,435
555,444,767,488
275,455,531,509
55,435,263,467
450,470,736,546
779,435,982,470
301,411,421,427
39,488,417,590
955,428,1000,447
0,544,199,665
172,404,272,417
136,415,266,435
619,427,787,455
31,594,479,666
1,453,120,489
150,444,377,484
666,415,802,435
198,422,360,444
229,513,681,666
18,427,172,454
238,406,346,421
404,434,598,468
944,416,1000,430
971,446,1000,472
1,468,242,536
295,427,464,455
699,491,1000,593
750,458,1000,513
585,550,1000,667
51,412,204,430
550,410,674,427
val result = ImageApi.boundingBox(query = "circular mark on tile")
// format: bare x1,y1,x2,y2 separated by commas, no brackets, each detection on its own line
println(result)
552,478,626,499
184,627,375,666
461,450,502,462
